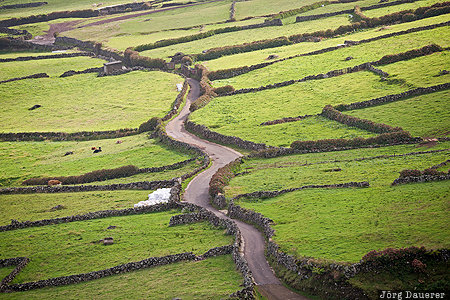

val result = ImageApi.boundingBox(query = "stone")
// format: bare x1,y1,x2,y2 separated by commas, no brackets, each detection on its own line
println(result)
103,237,114,245
28,104,41,110
64,151,74,156
50,205,65,211
345,56,354,61
107,225,116,230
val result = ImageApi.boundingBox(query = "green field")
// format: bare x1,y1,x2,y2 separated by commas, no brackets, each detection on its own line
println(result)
0,134,193,187
204,15,450,71
140,14,351,59
0,56,105,81
190,71,407,146
2,255,242,300
211,28,449,88
230,144,450,262
0,210,233,283
236,181,449,262
0,71,183,133
226,144,449,196
379,51,450,87
347,90,450,137
0,190,151,224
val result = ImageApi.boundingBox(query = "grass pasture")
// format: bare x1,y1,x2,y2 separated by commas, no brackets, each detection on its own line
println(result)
0,210,233,283
0,71,183,133
0,56,106,81
2,255,242,300
191,71,406,146
235,181,449,262
346,90,450,138
226,145,449,197
140,14,351,59
0,134,193,187
204,15,450,71
211,27,450,88
0,190,150,224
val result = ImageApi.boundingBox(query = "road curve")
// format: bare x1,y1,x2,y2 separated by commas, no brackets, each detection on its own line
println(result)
166,78,308,300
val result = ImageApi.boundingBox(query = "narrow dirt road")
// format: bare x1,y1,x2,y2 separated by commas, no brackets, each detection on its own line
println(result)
166,78,308,300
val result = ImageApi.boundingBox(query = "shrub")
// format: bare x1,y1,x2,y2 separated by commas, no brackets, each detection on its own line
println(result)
209,158,241,197
22,165,140,185
181,55,193,65
402,13,416,22
138,117,161,133
213,85,235,96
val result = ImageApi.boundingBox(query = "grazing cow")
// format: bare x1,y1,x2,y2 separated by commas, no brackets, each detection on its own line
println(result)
93,147,102,153
48,180,62,186
91,147,97,150
28,104,41,110
116,140,123,144
64,151,74,156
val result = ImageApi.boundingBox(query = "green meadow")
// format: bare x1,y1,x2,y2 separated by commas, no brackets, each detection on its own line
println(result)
235,181,449,262
0,56,105,81
190,71,407,146
0,71,183,133
347,90,450,137
211,28,449,89
226,146,449,196
0,210,233,283
203,15,450,71
2,255,242,300
0,134,193,187
0,190,150,224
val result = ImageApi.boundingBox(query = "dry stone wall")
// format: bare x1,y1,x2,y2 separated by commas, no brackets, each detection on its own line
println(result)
0,72,49,84
0,180,176,195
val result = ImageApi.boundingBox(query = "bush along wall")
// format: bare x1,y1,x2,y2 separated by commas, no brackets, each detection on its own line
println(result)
185,120,269,151
21,157,196,186
321,105,403,133
124,48,167,70
290,131,416,152
0,72,49,84
209,158,242,208
266,0,331,21
0,129,139,142
392,167,450,185
0,180,177,195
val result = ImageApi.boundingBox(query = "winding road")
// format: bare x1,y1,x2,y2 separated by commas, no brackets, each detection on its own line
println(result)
166,78,308,300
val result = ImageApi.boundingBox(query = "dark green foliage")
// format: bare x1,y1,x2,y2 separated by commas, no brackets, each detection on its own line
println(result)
290,131,413,151
209,158,241,197
266,1,330,20
124,48,167,70
374,44,443,65
322,105,402,133
22,165,140,185
181,55,193,65
138,117,161,133
193,37,292,61
213,85,235,96
399,168,447,178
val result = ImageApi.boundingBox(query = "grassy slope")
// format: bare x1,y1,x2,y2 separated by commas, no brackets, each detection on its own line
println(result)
140,15,351,59
0,71,183,133
0,0,146,19
2,255,242,300
231,144,450,262
62,0,232,49
204,15,450,70
211,27,449,88
0,210,233,283
237,181,449,262
347,90,450,138
379,51,450,87
190,72,406,146
0,190,150,224
227,145,449,196
0,56,106,81
0,134,193,187
234,0,322,19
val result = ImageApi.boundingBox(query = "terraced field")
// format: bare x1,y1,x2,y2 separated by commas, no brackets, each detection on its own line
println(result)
0,0,448,299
